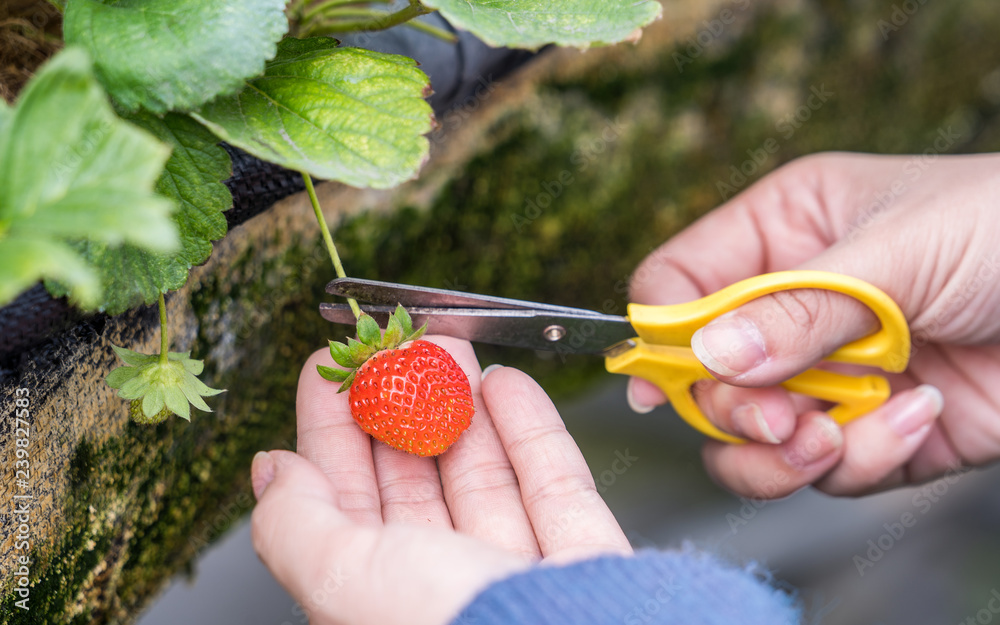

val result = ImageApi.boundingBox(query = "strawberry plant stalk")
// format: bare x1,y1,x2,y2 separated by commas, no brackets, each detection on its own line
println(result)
158,293,169,366
315,0,430,29
301,171,362,320
296,0,456,42
301,0,392,24
291,0,391,23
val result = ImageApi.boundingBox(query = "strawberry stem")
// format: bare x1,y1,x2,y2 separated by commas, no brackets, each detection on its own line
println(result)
297,0,456,43
158,292,168,366
301,171,362,320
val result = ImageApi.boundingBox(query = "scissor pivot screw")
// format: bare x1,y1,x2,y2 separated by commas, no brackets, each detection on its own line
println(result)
543,325,566,342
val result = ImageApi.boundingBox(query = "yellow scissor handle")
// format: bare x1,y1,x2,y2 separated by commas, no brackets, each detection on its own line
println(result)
604,271,911,443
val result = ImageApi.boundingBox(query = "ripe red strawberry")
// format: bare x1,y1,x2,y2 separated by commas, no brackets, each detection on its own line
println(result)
318,306,474,457
349,340,473,456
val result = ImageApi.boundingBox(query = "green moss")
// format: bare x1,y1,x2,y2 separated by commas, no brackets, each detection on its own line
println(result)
0,241,316,623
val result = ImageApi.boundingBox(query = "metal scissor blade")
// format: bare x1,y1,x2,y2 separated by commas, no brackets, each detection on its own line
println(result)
319,303,637,355
326,278,608,316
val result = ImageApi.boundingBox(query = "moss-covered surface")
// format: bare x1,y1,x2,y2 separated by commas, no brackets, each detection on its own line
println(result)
335,0,1000,394
4,0,1000,622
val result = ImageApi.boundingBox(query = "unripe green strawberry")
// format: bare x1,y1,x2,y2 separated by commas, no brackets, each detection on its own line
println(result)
318,306,474,456
129,398,172,425
106,345,225,424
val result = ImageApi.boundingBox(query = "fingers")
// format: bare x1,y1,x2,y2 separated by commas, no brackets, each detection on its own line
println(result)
702,385,944,498
629,154,845,308
250,450,375,612
438,359,541,559
482,366,632,564
251,450,529,625
626,153,917,388
297,336,543,541
816,385,943,495
368,335,498,528
689,287,878,387
372,443,452,526
297,348,381,525
627,374,806,444
365,336,483,528
702,412,845,499
692,380,799,444
625,377,666,414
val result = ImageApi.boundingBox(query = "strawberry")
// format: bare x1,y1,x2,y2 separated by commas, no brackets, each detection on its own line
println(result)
318,306,474,457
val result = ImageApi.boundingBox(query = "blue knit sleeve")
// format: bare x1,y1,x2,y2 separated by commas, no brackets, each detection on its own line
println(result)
449,548,801,625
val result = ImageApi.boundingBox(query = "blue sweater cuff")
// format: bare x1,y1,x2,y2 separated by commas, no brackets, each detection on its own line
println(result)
450,548,800,625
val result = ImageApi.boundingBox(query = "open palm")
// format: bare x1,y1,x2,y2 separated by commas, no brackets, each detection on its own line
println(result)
250,337,631,625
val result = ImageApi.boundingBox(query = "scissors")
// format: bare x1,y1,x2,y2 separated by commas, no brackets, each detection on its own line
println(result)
320,270,911,444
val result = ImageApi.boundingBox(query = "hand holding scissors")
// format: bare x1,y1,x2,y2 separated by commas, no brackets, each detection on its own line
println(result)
321,270,911,444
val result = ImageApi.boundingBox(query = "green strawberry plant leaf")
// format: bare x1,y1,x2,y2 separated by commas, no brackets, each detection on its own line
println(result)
328,340,355,369
347,337,375,364
317,365,350,383
193,37,434,189
381,313,405,348
356,314,381,346
419,0,663,49
0,47,177,309
63,0,289,113
47,111,234,314
106,344,224,423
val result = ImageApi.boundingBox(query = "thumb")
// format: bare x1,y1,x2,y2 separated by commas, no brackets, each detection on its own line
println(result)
250,450,377,622
251,451,533,625
690,261,883,387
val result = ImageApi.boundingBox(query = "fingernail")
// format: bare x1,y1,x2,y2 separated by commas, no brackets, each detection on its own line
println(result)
481,364,503,381
731,403,781,444
888,384,943,440
251,451,276,500
626,377,655,414
783,415,843,470
691,314,767,378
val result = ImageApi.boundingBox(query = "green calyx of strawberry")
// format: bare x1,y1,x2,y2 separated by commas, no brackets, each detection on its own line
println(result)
106,345,225,424
318,305,427,393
